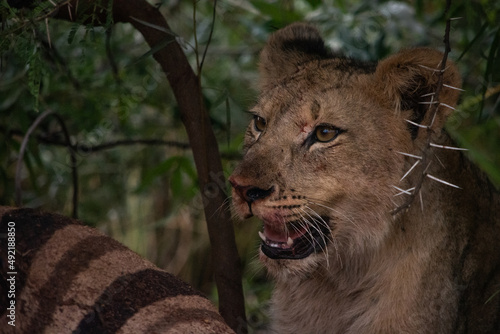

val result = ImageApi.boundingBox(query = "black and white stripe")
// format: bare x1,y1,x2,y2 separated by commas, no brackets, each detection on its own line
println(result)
0,207,234,334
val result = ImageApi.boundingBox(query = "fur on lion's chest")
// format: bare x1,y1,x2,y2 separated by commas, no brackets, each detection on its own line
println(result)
269,255,460,334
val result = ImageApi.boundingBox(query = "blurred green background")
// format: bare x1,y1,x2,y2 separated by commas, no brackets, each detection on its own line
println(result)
1,1,499,331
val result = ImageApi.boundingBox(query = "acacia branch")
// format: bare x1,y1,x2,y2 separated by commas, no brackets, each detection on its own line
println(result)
392,0,453,215
48,0,246,331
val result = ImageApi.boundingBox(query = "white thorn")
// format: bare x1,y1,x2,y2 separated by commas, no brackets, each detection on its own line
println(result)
258,231,266,242
430,110,438,128
400,160,420,182
287,237,294,246
430,143,468,151
419,190,424,213
418,64,439,72
423,162,433,174
406,119,428,129
443,84,465,91
421,92,436,97
426,174,461,189
418,101,439,105
434,153,446,168
440,103,457,111
393,185,415,196
418,64,450,73
396,151,422,160
449,17,463,21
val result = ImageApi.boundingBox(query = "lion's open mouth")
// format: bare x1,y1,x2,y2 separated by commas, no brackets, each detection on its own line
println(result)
258,219,331,260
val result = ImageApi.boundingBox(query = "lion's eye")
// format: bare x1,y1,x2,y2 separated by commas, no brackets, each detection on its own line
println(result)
254,116,267,132
314,125,340,143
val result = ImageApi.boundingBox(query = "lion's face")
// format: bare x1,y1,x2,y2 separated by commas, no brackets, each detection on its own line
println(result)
229,23,460,279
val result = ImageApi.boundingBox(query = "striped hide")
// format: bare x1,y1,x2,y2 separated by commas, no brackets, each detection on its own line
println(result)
0,206,234,334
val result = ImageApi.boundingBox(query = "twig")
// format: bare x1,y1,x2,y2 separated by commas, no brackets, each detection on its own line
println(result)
199,0,217,75
16,110,55,207
2,126,191,152
15,110,79,218
37,136,190,151
52,113,79,218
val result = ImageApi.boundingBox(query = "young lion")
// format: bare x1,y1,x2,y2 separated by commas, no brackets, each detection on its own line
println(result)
230,23,500,333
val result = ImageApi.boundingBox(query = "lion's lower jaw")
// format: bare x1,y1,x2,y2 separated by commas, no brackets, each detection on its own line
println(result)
259,251,327,281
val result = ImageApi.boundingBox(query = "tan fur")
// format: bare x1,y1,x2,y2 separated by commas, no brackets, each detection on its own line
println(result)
230,23,500,333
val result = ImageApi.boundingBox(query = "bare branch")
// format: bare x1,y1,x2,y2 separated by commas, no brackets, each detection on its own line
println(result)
16,110,79,218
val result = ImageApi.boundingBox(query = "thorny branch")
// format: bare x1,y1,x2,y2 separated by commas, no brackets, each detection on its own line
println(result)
392,0,457,216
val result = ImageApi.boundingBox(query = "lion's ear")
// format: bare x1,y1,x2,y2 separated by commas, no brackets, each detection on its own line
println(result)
374,48,462,139
259,23,332,90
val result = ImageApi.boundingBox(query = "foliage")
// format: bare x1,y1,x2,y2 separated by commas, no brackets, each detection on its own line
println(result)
1,0,499,331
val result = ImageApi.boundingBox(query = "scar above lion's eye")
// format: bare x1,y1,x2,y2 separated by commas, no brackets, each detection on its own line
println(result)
254,115,267,132
314,125,341,143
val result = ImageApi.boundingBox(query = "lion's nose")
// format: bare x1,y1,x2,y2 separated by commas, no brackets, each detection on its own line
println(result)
229,177,274,203
244,186,274,202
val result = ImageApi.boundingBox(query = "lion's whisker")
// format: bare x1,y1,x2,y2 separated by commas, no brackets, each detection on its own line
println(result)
305,198,361,231
298,208,330,268
303,206,343,269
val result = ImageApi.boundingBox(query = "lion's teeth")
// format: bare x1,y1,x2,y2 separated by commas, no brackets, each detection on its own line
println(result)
258,231,294,248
